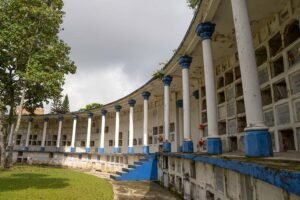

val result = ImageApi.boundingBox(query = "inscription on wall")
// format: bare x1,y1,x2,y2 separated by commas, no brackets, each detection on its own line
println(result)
264,110,275,127
227,102,235,118
258,66,269,85
228,119,237,135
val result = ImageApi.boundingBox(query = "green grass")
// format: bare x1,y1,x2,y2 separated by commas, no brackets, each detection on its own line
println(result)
0,165,113,200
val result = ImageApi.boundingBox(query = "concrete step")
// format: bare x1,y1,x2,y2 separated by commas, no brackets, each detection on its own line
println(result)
116,171,125,176
128,164,138,169
134,161,143,165
139,158,149,162
110,174,121,180
122,168,132,172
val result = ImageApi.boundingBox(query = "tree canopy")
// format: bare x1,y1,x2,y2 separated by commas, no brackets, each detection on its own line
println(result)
0,0,76,122
79,103,103,112
187,0,200,9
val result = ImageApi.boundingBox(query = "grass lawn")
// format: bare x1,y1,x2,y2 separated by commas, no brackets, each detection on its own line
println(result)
0,165,113,200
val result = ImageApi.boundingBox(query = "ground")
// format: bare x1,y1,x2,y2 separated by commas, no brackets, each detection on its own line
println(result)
87,171,182,200
0,165,113,200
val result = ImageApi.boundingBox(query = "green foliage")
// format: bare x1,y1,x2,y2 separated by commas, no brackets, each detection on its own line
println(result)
62,94,70,113
187,0,200,9
0,0,76,120
152,67,164,79
0,165,113,200
79,103,103,112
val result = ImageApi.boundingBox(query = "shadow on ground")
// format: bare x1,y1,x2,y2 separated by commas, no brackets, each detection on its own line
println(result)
0,173,69,192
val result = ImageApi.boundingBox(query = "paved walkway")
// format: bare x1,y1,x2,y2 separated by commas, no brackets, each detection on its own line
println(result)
87,171,181,200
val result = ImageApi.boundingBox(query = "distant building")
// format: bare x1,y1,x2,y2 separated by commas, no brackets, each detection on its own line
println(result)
16,106,44,115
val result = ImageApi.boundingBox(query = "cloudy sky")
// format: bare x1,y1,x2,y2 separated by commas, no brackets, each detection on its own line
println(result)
54,0,193,112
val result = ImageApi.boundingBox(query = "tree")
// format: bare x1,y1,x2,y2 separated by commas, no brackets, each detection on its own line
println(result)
79,103,103,112
187,0,200,9
0,0,76,168
62,95,70,113
50,96,63,114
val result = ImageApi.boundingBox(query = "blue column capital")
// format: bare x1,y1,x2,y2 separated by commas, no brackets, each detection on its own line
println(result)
176,99,183,108
28,117,33,122
196,22,216,40
73,114,78,120
162,75,173,86
128,99,136,107
142,91,151,100
44,117,49,122
101,109,108,116
87,112,94,118
115,105,122,112
192,90,199,99
58,115,64,121
178,55,192,69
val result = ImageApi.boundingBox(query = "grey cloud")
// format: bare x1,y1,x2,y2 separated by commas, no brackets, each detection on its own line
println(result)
58,0,193,111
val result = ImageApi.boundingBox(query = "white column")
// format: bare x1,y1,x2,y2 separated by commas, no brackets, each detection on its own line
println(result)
231,0,272,157
128,99,136,154
178,56,194,153
25,118,33,150
176,100,183,152
7,123,14,147
99,109,107,154
196,22,221,154
41,117,48,151
70,115,78,153
162,75,172,152
114,105,122,153
86,112,93,153
56,116,63,151
142,91,151,154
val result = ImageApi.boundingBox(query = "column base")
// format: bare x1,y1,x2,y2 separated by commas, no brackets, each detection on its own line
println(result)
70,147,76,153
128,147,134,154
244,129,273,157
24,147,29,151
40,147,45,152
163,142,171,152
207,137,222,155
56,147,60,152
85,147,91,153
98,148,105,154
113,147,121,153
143,146,149,154
182,140,193,153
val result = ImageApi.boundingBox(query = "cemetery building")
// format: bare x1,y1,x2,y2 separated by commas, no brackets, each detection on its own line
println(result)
7,0,300,199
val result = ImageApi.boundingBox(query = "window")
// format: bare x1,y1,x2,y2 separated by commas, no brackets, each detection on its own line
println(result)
16,135,22,145
159,126,163,134
153,127,158,135
90,141,95,147
133,139,137,145
105,126,109,133
148,136,153,145
119,140,122,146
119,132,123,139
109,140,113,146
81,141,85,147
138,138,142,145
170,123,175,132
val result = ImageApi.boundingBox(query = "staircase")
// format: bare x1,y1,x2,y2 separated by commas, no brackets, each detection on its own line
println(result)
110,154,157,181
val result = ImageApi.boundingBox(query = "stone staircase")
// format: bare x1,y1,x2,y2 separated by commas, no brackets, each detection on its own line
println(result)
110,154,157,181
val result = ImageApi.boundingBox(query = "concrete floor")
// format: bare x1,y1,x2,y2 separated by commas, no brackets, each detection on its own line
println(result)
87,171,181,200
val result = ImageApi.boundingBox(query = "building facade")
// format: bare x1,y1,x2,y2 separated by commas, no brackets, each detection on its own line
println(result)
8,0,300,199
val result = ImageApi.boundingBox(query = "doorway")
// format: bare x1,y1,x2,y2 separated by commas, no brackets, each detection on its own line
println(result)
229,137,238,152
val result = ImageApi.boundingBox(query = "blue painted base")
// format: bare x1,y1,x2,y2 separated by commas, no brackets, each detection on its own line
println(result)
182,140,193,153
128,147,134,154
207,137,222,154
163,142,171,152
24,147,29,151
143,146,149,154
40,147,45,152
244,129,273,157
70,147,76,153
114,147,121,153
86,147,91,153
111,155,157,181
98,148,105,154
